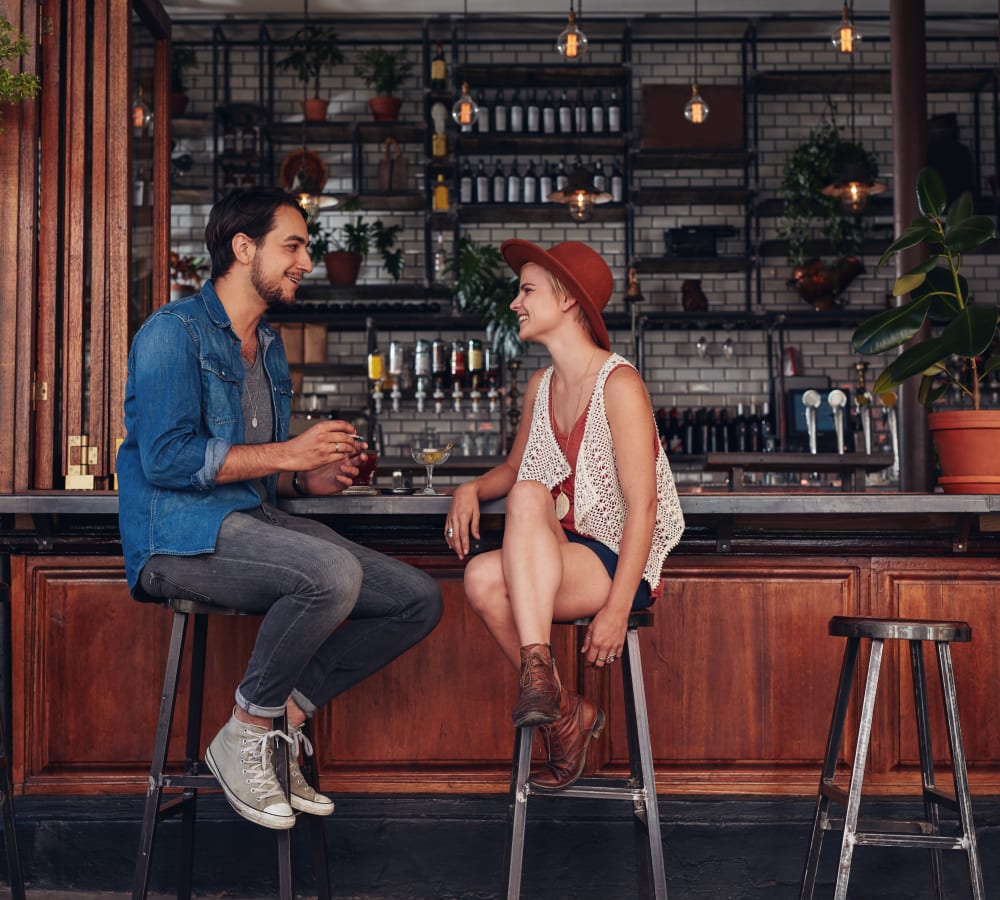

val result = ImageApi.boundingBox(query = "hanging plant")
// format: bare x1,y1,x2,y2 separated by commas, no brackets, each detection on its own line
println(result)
0,16,41,133
778,114,880,305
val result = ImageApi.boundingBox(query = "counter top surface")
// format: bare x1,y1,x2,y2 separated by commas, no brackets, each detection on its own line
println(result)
2,491,1000,517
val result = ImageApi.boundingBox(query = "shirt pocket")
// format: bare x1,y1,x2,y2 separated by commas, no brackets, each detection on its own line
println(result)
200,353,242,428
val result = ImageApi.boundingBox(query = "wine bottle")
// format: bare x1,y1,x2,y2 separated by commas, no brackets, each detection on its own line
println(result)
492,159,506,203
574,88,587,133
610,159,624,202
506,159,522,203
682,409,695,455
667,408,683,454
539,160,554,201
522,160,538,203
590,88,604,133
509,89,524,132
558,90,572,133
733,402,748,452
543,91,557,134
555,158,569,192
607,88,621,132
526,89,540,133
476,92,490,132
459,160,474,204
592,159,607,193
475,159,489,203
493,90,507,132
432,174,450,212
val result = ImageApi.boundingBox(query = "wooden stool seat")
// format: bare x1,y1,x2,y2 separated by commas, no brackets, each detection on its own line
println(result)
504,609,667,899
132,597,331,900
800,615,985,900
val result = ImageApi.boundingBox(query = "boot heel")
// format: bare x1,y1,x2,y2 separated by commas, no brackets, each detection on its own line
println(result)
589,708,606,741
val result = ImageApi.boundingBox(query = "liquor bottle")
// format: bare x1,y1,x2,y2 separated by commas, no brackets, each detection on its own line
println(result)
574,88,588,133
432,232,448,284
493,90,507,132
522,160,538,203
558,90,572,133
667,408,683,454
555,158,569,192
696,408,709,454
733,402,748,452
610,159,624,202
590,88,605,133
431,338,449,414
509,89,524,133
506,159,522,203
716,408,731,453
430,44,447,91
592,159,607,193
706,408,718,453
475,159,490,202
414,339,431,413
492,159,506,203
459,159,474,204
543,91,557,134
607,88,621,132
450,339,467,412
759,400,776,452
467,338,484,411
539,160,554,202
476,92,490,132
748,402,762,452
526,89,540,133
432,173,450,211
682,408,695,455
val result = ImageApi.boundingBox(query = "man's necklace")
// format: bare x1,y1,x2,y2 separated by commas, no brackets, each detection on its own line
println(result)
554,349,600,520
244,354,263,429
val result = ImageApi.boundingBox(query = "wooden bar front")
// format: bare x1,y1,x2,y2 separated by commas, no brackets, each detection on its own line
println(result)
2,493,1000,798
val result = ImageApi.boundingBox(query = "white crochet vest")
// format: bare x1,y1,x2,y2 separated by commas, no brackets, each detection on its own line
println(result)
517,353,685,588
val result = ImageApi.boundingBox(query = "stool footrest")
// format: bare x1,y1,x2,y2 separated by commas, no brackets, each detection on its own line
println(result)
855,830,970,851
818,782,848,807
924,787,959,813
161,773,220,790
530,780,649,803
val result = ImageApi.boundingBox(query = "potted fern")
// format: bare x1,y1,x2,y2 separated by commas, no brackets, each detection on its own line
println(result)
851,166,998,492
354,47,413,122
278,24,343,122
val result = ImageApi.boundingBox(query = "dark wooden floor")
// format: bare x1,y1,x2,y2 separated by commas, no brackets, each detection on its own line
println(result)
4,794,998,898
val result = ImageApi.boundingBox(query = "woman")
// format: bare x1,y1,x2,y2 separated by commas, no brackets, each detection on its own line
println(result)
445,239,684,791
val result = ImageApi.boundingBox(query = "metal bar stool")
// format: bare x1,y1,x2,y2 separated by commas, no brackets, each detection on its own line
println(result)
132,598,332,900
503,609,667,900
801,616,985,900
0,701,25,900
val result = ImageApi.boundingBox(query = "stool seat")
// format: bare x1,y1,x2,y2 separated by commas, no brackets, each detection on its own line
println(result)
801,614,985,900
132,597,331,900
830,616,971,643
504,610,666,899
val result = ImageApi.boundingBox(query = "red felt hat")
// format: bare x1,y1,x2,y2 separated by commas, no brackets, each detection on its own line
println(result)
500,239,613,351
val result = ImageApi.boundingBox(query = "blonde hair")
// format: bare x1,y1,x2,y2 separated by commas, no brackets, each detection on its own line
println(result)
538,267,599,344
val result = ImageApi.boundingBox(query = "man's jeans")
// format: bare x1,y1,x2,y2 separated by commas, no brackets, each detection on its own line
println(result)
139,504,443,718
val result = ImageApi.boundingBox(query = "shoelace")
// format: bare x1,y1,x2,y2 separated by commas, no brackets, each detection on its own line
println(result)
287,723,314,761
242,728,292,803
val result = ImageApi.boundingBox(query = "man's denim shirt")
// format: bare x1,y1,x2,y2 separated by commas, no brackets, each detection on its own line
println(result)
117,282,293,593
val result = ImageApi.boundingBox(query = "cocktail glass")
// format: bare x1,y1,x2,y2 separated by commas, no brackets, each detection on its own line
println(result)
410,443,453,495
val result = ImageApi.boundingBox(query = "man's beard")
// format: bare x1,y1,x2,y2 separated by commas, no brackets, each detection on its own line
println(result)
251,255,295,310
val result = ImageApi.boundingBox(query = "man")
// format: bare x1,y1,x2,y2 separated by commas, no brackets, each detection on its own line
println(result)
117,188,442,830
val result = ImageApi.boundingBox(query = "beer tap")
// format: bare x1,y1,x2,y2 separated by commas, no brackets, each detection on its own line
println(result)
827,389,847,453
484,348,500,415
802,389,822,455
467,339,484,415
414,339,430,414
854,361,874,454
881,393,900,479
450,340,466,414
431,338,448,416
365,318,384,417
388,341,404,414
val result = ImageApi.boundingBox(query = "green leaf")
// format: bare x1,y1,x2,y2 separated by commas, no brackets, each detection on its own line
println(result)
851,297,930,355
937,305,999,358
946,192,974,229
877,221,939,268
915,167,947,218
878,334,952,385
982,355,1000,378
918,376,950,407
893,272,926,297
943,215,997,254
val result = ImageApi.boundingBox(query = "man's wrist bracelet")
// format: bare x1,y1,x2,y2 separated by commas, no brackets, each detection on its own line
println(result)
291,471,308,496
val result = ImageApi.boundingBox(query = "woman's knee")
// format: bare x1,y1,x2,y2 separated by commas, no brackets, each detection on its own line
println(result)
505,479,554,521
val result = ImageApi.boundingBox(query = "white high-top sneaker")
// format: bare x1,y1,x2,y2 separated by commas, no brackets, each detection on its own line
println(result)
287,722,335,816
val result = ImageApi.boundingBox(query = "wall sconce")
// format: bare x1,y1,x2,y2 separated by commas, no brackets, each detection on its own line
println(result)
695,336,708,357
556,6,588,60
832,3,861,54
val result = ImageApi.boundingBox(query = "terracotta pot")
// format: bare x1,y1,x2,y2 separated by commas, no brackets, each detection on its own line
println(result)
790,257,865,311
368,95,402,122
323,251,363,286
302,97,329,123
929,409,1000,494
170,92,189,117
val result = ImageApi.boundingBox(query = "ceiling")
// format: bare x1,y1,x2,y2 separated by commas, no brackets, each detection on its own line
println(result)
163,0,999,20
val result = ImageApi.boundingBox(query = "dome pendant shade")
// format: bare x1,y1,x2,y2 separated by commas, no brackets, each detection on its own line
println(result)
548,159,612,223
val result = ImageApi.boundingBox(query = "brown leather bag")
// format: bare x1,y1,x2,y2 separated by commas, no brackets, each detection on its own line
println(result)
377,137,409,192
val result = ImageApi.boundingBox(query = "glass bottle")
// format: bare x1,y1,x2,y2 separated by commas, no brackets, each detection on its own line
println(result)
574,88,587,133
475,159,490,202
607,88,621,132
590,88,604,133
459,159,474,204
555,158,569,192
557,90,572,133
476,92,489,132
610,159,624,202
539,160,554,201
526,89,540,133
522,160,538,203
593,158,607,193
493,90,507,132
492,159,506,203
509,89,524,133
430,44,447,91
432,173,450,211
432,232,448,283
543,90,557,134
506,159,522,203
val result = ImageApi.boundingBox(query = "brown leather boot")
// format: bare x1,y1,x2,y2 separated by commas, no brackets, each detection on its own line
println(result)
511,643,562,727
530,689,605,791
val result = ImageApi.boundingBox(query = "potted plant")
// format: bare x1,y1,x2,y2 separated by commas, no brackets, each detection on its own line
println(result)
0,15,41,133
354,47,413,122
449,237,523,359
277,24,343,123
851,166,998,492
170,44,199,117
779,117,878,310
308,215,403,286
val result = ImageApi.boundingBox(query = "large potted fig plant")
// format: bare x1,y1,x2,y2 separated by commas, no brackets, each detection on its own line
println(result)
851,166,998,492
278,24,343,122
354,47,413,122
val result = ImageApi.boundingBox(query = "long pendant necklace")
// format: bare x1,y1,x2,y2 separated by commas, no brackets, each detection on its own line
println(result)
554,350,600,520
243,352,263,429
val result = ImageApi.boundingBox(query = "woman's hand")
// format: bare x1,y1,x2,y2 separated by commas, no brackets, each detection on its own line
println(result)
581,603,630,668
444,481,481,560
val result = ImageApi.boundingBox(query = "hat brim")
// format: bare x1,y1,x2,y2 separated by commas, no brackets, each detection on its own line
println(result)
500,239,611,351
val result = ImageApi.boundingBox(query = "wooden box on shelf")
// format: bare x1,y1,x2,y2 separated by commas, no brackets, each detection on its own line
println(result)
640,84,743,151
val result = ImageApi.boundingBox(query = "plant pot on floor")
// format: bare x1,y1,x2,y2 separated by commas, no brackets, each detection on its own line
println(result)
368,96,401,122
323,250,363,285
929,410,1000,494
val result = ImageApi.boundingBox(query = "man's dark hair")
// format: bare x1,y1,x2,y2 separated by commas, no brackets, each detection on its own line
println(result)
205,188,308,279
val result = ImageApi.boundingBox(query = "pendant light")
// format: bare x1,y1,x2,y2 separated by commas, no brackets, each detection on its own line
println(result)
556,1,588,60
288,0,337,215
831,2,861,55
548,156,611,223
451,0,480,126
684,0,709,124
820,44,885,213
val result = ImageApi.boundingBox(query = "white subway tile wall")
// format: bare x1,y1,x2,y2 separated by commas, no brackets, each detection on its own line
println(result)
168,20,998,485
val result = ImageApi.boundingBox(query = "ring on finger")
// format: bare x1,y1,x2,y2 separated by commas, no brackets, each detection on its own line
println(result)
607,654,616,662
446,527,454,537
597,656,607,662
335,442,340,453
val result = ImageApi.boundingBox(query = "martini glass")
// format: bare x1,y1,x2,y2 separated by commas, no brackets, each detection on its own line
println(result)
410,443,453,495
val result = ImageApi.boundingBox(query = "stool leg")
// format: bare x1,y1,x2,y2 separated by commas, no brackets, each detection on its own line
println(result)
272,713,293,900
800,635,860,900
0,713,25,900
833,637,885,900
299,720,332,900
936,641,986,900
622,628,668,900
502,724,534,900
132,609,189,900
909,639,945,899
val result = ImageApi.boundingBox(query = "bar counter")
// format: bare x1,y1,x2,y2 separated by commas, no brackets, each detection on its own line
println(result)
2,490,1000,800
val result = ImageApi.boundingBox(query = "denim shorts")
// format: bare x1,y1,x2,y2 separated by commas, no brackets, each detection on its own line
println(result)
564,530,653,609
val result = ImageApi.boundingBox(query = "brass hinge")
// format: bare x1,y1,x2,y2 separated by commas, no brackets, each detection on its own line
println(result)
33,379,48,407
66,434,97,490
